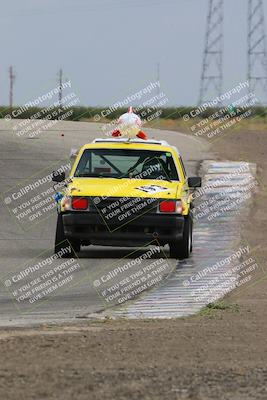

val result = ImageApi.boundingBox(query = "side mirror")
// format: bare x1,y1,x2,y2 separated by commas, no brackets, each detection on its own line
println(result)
188,176,202,188
52,170,66,183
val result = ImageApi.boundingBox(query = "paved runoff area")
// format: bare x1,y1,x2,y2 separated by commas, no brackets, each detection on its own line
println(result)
0,119,257,326
96,160,257,319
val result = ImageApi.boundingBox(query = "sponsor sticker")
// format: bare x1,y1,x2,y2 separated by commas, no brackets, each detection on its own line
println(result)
135,185,169,194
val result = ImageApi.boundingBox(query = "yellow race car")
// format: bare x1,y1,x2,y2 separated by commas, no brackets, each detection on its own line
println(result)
52,138,201,259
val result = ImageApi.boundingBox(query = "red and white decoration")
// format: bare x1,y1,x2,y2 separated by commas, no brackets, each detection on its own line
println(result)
112,107,147,140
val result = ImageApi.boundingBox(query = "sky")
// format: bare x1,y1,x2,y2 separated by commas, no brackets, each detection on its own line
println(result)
0,0,267,107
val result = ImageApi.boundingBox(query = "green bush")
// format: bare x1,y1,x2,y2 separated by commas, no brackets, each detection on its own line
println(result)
0,105,266,121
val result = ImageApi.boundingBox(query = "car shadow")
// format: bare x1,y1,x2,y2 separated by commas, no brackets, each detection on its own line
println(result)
77,245,170,259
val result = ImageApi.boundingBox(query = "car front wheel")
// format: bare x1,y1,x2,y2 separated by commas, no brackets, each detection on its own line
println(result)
54,214,80,257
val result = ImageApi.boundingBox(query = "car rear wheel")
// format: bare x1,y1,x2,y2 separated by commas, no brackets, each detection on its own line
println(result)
54,214,81,257
190,218,193,253
169,215,192,259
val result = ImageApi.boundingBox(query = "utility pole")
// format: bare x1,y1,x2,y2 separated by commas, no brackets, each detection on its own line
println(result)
248,0,267,104
199,0,224,105
156,62,160,96
58,68,63,108
9,66,15,111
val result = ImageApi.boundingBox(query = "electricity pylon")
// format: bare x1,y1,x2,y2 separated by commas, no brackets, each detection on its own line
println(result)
248,0,267,104
199,0,224,105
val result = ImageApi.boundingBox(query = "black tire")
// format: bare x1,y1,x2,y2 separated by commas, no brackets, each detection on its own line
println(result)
190,217,193,253
169,215,192,259
54,214,80,257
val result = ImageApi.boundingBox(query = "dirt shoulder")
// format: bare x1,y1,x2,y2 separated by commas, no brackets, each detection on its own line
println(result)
210,124,267,305
1,312,267,400
1,122,267,400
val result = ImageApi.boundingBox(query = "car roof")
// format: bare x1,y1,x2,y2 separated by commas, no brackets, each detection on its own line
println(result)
93,138,169,145
79,138,180,155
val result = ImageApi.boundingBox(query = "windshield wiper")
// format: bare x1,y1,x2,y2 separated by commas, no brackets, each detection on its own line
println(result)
76,173,105,178
76,173,127,179
76,173,173,182
160,176,172,182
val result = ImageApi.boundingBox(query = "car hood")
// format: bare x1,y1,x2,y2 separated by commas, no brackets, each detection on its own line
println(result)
66,177,183,199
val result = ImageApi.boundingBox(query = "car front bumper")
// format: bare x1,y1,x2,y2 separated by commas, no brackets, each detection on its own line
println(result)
62,212,185,246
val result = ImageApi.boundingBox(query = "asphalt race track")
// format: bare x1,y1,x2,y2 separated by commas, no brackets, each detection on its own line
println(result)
0,120,211,326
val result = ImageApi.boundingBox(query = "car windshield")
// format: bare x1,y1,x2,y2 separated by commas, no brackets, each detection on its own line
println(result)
74,149,179,181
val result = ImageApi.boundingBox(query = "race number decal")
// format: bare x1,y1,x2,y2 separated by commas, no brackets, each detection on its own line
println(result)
135,185,169,194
